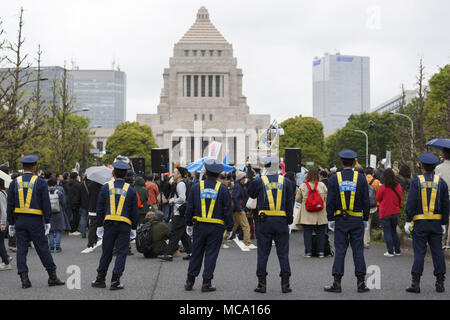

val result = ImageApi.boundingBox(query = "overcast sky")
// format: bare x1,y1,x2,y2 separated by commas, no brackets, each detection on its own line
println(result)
2,0,449,123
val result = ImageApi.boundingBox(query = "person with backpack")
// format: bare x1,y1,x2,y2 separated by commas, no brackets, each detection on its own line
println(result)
134,176,150,225
376,168,402,257
47,177,69,253
364,167,381,249
295,169,328,258
158,166,192,261
137,211,170,258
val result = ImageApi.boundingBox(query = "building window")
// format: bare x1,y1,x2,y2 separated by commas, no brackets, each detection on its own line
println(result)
186,75,191,97
209,50,214,56
208,75,213,97
193,50,197,56
194,75,198,97
202,114,205,121
194,114,197,121
201,75,206,97
209,114,213,121
201,50,206,56
97,141,104,152
184,50,189,56
216,75,220,97
218,50,222,56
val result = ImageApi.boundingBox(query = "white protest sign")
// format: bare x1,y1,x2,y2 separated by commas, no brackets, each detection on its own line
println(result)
385,151,391,168
208,141,222,160
370,154,377,169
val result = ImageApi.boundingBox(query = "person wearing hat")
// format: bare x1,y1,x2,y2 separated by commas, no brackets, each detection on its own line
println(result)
247,155,294,294
158,166,193,261
183,159,234,292
324,149,370,293
230,170,256,250
91,161,139,290
404,152,449,293
435,147,450,249
6,155,65,288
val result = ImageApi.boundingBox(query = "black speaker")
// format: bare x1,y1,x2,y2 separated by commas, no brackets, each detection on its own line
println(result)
129,157,145,176
284,148,302,173
151,148,169,173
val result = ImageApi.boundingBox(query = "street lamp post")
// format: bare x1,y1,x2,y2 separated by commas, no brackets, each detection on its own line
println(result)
390,111,414,160
353,129,368,167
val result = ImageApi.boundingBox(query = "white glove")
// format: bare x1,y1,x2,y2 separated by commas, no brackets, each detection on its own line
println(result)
227,231,233,240
186,226,193,237
130,229,136,239
44,224,51,236
442,225,446,235
8,225,15,237
363,221,369,231
96,226,104,239
328,221,335,232
404,222,412,235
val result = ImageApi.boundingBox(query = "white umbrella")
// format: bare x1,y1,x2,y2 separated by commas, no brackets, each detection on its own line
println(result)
0,170,12,188
85,166,113,185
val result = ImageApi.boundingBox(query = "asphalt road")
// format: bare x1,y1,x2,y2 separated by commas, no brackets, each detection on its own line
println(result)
0,230,449,300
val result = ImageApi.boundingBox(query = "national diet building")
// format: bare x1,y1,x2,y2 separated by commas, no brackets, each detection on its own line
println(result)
136,7,270,167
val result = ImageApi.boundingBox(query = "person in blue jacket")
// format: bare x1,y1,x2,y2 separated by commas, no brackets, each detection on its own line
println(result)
7,155,65,288
324,149,370,293
404,152,449,293
247,155,294,294
184,159,234,292
91,161,138,290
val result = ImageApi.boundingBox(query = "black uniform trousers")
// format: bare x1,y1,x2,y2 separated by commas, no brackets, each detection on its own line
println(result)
165,215,192,255
187,223,223,280
332,216,366,276
411,221,446,276
97,221,130,276
256,217,291,277
15,214,56,274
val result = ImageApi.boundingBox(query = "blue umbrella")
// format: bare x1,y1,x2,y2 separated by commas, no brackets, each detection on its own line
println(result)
425,138,450,150
185,157,235,173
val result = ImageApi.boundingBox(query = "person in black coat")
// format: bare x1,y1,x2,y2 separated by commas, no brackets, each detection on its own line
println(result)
66,172,82,234
80,176,90,238
85,179,103,250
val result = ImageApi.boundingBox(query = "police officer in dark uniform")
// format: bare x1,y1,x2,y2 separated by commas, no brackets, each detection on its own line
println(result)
6,155,65,288
324,149,370,293
184,159,234,292
404,152,449,293
247,155,294,294
92,161,138,290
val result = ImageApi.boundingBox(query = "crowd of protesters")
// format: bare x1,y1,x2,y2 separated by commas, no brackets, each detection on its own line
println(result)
0,153,449,273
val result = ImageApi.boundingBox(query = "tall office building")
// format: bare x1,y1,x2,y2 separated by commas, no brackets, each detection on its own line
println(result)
70,70,126,129
313,53,370,135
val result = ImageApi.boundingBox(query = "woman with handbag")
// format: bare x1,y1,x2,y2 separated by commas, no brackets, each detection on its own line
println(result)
294,169,328,258
376,168,403,257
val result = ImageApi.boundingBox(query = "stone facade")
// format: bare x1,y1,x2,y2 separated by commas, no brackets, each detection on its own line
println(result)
136,7,270,167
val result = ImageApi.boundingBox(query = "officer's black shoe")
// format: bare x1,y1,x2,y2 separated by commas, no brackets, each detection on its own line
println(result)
91,272,107,288
185,275,195,291
19,272,32,289
436,274,445,293
281,274,292,293
110,274,124,291
254,275,267,293
182,254,192,260
47,269,65,286
357,275,370,293
201,279,216,292
324,275,342,293
158,254,173,261
406,273,421,293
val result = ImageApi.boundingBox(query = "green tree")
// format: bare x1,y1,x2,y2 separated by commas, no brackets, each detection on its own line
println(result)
279,116,326,168
103,121,158,174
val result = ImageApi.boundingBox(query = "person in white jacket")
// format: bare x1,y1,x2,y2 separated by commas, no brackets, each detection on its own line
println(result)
0,176,12,270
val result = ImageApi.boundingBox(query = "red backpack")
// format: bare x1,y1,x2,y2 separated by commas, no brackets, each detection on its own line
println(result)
305,181,324,212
